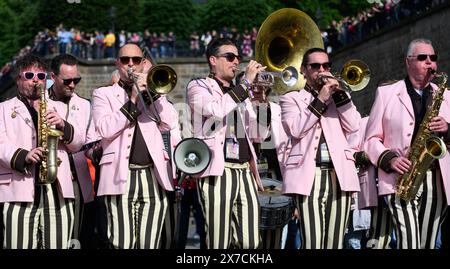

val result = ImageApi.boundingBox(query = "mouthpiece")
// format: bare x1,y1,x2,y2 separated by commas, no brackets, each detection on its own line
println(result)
127,67,134,76
430,69,437,75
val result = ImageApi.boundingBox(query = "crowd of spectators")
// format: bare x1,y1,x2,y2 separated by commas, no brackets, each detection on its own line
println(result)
1,0,448,79
323,0,448,53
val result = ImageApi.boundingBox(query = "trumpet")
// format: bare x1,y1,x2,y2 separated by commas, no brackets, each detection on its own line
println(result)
236,66,299,89
127,64,177,124
317,59,371,92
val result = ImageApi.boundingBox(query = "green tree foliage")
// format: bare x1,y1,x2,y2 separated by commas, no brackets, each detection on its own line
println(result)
140,0,198,40
0,0,39,65
199,0,271,32
0,0,373,65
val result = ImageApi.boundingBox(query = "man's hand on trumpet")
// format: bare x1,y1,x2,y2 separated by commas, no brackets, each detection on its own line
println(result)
243,60,266,85
317,71,340,103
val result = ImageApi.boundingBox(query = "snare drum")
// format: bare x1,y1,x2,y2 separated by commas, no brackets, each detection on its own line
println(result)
259,178,294,230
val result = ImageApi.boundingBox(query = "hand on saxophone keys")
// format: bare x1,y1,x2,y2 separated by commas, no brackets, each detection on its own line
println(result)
25,147,45,164
389,156,412,175
45,109,65,130
429,116,449,133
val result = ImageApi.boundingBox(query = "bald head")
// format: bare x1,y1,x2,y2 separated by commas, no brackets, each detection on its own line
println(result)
118,43,143,58
116,43,145,83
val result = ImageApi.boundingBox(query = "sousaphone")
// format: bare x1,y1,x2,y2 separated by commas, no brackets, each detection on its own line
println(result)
255,8,324,94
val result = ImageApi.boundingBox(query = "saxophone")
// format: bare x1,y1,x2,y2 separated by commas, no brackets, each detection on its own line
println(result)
37,84,63,184
396,71,449,201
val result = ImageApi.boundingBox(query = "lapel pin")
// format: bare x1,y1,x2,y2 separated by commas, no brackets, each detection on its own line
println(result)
11,111,16,118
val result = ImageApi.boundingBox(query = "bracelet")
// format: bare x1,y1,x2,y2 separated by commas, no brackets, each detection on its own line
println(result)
241,78,252,89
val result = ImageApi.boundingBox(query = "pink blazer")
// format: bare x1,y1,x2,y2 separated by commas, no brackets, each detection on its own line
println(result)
280,90,361,196
0,96,84,202
92,84,177,195
347,117,378,209
64,93,99,203
364,80,450,204
187,77,269,191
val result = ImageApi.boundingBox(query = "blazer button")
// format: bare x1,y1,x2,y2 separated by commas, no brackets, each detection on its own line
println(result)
407,133,411,137
127,145,131,149
126,156,129,159
128,134,132,137
404,146,408,150
314,147,317,150
315,136,319,139
410,122,414,126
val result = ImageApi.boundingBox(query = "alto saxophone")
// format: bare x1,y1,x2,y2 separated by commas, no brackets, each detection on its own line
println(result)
37,84,63,184
396,71,449,201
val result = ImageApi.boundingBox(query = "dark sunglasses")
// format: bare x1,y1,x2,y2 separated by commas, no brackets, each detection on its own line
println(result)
60,77,82,86
409,54,438,62
218,52,242,62
308,62,332,70
21,71,47,81
119,56,143,65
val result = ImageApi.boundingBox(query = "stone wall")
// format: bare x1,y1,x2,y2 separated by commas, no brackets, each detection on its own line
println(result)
331,2,449,116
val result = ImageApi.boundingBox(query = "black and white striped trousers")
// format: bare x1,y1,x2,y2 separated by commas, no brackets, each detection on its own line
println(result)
160,191,178,249
294,167,352,249
386,169,447,249
104,166,168,249
197,162,260,249
2,184,74,249
366,197,394,249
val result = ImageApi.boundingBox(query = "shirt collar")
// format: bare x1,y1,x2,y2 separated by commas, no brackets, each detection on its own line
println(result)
209,73,235,93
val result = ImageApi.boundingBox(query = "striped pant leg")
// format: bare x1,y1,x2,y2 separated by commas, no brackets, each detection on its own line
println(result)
418,169,447,249
3,200,40,249
3,184,74,249
41,184,75,249
366,198,394,249
230,166,260,249
296,167,351,249
260,228,283,249
386,193,421,249
324,169,352,249
105,167,168,249
160,191,178,249
197,169,238,249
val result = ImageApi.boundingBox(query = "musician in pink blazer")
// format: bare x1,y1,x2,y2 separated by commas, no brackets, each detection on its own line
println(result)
187,38,268,249
364,39,450,249
0,55,84,248
280,48,361,249
92,44,178,249
48,54,100,246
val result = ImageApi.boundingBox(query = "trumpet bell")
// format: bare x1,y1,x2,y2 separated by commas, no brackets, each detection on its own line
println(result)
255,8,324,95
146,64,177,95
340,59,371,92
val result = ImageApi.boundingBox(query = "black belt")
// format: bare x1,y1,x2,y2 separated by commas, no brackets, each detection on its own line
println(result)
316,162,334,169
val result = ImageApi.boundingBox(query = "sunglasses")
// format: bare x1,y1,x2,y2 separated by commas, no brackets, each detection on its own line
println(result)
218,52,242,62
21,71,47,81
307,62,332,70
408,54,438,62
119,56,143,65
60,76,82,86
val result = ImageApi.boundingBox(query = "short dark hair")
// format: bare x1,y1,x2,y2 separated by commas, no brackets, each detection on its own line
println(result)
13,54,48,78
51,54,78,75
206,38,237,69
301,47,328,67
